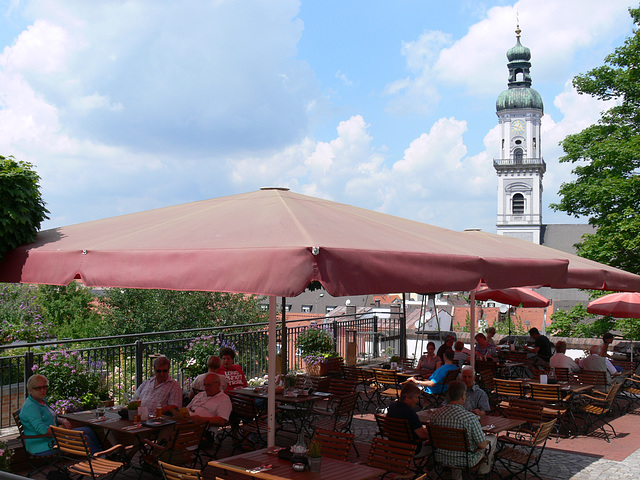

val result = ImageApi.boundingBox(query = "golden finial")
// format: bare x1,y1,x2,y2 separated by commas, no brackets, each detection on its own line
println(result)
515,24,521,39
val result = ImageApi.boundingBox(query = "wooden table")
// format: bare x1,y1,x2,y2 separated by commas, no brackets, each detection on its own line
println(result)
417,410,525,435
209,447,386,479
60,408,190,460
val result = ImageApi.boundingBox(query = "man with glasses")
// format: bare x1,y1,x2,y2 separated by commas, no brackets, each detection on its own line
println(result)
132,356,183,411
186,373,232,433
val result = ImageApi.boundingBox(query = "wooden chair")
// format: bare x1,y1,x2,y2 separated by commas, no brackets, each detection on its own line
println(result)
51,425,127,480
366,437,415,479
342,366,377,411
159,461,203,480
495,418,557,479
494,378,526,410
622,373,640,413
141,421,208,473
528,382,575,439
311,428,354,461
427,424,488,480
375,414,428,470
575,381,622,442
13,409,59,477
310,392,359,435
398,357,416,369
229,394,269,452
372,368,402,410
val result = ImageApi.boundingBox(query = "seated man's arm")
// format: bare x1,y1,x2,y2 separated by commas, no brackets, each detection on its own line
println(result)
408,377,435,388
414,426,429,440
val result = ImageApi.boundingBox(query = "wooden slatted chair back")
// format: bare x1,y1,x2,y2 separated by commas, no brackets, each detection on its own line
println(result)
328,378,358,396
159,461,203,480
504,398,544,424
311,428,354,461
50,426,89,458
171,422,208,459
531,418,557,446
442,368,460,387
611,360,635,372
577,370,608,388
230,394,258,421
341,365,360,382
477,368,496,392
428,424,484,476
366,437,415,476
475,360,497,373
529,383,567,403
374,414,416,445
552,367,571,382
325,357,345,374
495,378,525,398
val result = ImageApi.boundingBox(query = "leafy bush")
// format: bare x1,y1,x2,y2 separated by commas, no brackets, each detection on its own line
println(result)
183,335,237,377
0,284,53,343
32,350,108,412
296,327,335,357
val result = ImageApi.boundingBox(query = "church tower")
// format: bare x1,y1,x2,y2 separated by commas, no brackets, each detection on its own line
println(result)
495,26,545,244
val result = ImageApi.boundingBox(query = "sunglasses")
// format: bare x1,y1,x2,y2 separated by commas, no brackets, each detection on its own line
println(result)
155,369,169,373
32,385,48,391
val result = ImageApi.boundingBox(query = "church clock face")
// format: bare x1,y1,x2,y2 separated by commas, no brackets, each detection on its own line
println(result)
511,119,526,136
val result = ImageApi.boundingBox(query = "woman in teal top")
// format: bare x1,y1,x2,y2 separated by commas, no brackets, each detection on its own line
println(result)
20,374,100,455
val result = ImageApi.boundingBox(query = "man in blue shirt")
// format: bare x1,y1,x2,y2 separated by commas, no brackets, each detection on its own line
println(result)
408,349,458,394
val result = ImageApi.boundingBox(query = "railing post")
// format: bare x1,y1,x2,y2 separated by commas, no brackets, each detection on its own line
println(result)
24,350,34,397
135,340,144,389
373,315,379,358
332,320,338,355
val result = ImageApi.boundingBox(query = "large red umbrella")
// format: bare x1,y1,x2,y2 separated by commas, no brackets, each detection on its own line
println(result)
587,292,640,319
0,188,580,295
475,287,550,308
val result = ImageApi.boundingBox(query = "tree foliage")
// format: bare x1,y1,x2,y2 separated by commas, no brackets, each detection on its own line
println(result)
35,283,105,339
551,7,640,274
98,288,267,335
0,156,49,260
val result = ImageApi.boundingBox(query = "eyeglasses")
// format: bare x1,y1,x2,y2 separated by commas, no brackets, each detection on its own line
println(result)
155,369,169,373
32,385,48,391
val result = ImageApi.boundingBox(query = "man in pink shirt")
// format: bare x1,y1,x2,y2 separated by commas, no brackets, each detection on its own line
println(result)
217,347,248,393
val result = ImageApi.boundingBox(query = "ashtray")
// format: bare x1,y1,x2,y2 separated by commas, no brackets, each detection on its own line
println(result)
292,463,305,472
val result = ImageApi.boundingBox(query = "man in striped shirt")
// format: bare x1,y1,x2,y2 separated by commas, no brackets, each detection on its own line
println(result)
431,380,496,479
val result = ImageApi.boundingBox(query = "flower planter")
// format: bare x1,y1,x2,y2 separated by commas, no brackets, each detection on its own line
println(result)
308,457,321,472
306,363,330,376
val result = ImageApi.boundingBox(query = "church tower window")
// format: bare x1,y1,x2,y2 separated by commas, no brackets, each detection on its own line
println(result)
512,194,525,214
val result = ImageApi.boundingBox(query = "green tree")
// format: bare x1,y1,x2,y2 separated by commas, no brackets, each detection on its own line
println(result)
35,283,105,339
98,288,267,335
551,7,640,274
0,156,49,259
547,303,617,338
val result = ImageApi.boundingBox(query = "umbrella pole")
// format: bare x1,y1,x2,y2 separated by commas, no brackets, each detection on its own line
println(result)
401,293,407,358
281,296,287,374
470,291,476,370
268,296,277,447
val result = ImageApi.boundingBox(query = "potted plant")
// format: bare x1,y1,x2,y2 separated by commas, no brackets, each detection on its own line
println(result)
126,400,140,420
307,440,322,472
297,327,336,375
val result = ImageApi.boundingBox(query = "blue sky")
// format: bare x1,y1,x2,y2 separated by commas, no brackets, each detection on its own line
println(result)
0,0,635,233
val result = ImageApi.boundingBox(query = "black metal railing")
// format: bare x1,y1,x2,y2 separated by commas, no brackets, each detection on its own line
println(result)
0,313,401,428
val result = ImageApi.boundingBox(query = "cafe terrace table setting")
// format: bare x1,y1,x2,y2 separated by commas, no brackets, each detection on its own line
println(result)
417,410,525,435
60,408,184,460
208,447,386,480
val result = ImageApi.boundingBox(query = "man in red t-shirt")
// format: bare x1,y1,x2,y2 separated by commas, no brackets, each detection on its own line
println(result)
217,347,248,393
